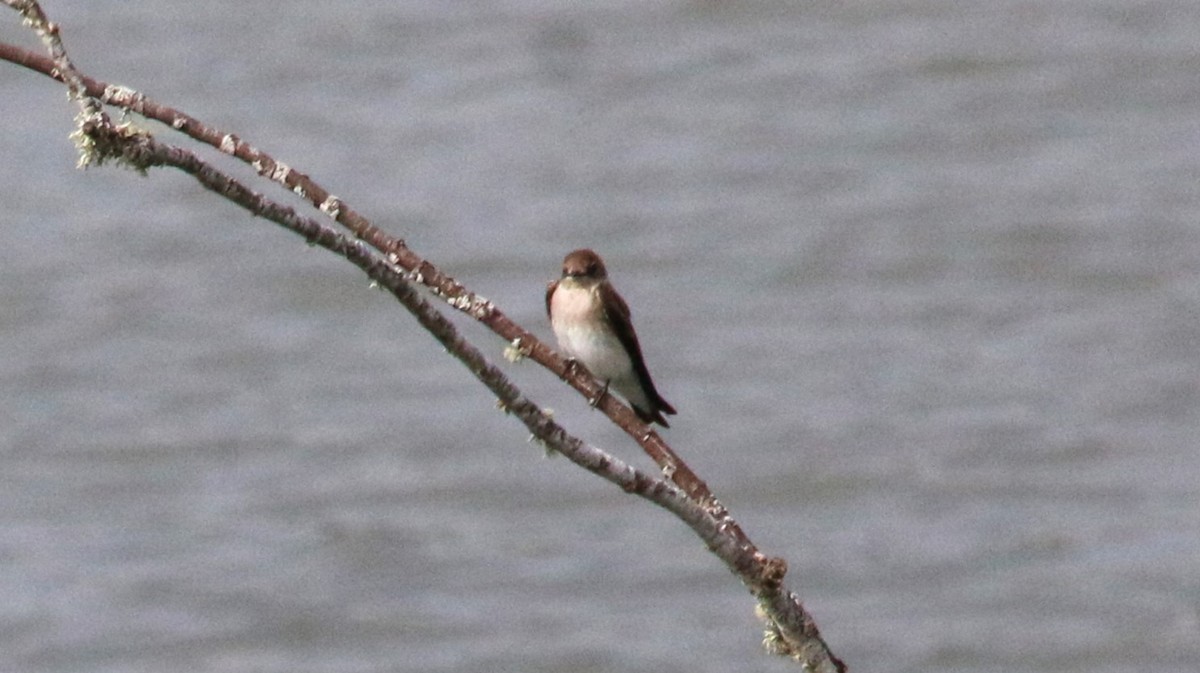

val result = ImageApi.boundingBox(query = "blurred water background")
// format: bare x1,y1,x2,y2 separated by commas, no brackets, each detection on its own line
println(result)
2,1,1199,671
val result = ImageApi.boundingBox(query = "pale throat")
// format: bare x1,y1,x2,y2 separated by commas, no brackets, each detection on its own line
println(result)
551,278,604,327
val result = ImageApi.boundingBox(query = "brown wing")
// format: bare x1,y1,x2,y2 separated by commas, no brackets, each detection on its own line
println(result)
545,279,559,318
598,282,676,424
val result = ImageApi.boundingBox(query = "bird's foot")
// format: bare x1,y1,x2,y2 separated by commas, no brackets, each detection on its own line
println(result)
588,379,610,408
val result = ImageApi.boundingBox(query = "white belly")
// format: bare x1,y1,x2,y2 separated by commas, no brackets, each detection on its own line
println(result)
549,283,646,408
557,322,633,383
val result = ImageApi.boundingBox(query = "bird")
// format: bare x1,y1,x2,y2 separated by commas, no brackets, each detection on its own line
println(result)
545,248,677,427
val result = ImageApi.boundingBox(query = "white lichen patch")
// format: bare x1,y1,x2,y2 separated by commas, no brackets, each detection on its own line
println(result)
69,126,98,168
70,109,154,173
503,338,526,363
449,294,472,311
102,84,143,112
101,84,130,100
318,195,342,219
269,161,292,184
218,134,238,155
114,121,147,136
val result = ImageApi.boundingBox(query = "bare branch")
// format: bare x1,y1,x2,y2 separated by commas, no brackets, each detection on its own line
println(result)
0,33,723,512
1,3,846,670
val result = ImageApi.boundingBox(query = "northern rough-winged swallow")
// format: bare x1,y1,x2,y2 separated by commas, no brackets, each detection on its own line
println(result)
546,248,677,427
